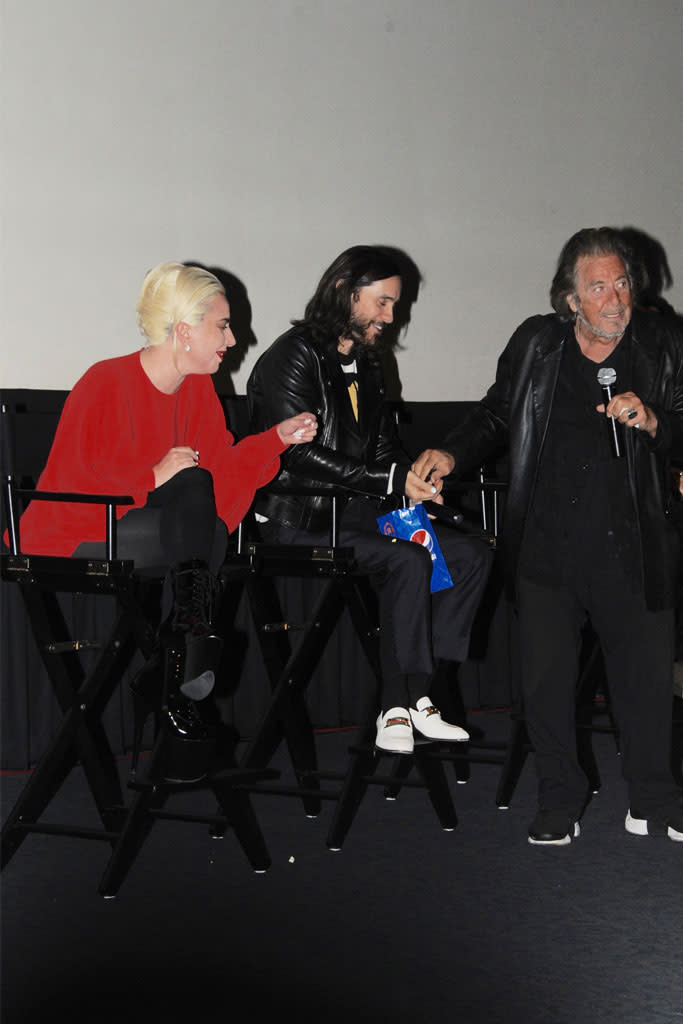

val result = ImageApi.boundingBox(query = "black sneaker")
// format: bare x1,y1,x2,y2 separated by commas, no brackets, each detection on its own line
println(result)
528,810,580,846
625,806,683,842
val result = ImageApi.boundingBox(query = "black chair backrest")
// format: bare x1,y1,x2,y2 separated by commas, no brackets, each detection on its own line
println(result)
1,390,68,548
1,389,68,487
389,400,479,462
219,394,250,440
1,388,134,560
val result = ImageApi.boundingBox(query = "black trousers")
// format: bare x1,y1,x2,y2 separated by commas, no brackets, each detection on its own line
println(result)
74,467,227,573
517,572,678,818
260,497,492,708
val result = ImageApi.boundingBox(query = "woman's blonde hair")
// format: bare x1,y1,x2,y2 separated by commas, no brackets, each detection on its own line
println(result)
136,262,225,347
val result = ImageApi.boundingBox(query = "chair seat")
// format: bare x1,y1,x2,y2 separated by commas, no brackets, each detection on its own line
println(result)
2,551,136,593
244,541,357,576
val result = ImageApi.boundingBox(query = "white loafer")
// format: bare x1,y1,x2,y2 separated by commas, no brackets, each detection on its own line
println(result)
409,696,469,742
376,707,414,754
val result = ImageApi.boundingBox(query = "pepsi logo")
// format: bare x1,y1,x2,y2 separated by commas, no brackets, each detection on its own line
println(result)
410,528,434,552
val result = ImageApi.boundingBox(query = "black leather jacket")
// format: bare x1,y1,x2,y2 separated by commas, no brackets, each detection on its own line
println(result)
247,325,410,531
443,310,683,610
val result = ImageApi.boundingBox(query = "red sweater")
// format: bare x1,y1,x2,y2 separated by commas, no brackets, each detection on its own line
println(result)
17,351,285,556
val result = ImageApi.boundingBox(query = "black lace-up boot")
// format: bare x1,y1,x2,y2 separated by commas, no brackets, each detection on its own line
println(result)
152,560,223,782
166,559,224,700
160,640,215,783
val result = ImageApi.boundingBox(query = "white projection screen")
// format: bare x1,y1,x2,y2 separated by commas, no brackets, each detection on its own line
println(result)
2,0,682,401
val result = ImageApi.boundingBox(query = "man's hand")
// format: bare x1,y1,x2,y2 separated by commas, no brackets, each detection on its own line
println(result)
404,469,443,503
411,448,455,484
276,412,318,445
596,391,658,439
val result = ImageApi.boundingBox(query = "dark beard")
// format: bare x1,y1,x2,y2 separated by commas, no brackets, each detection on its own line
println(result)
341,314,385,357
575,308,628,341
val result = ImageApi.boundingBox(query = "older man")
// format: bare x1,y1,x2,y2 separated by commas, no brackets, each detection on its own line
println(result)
415,227,683,845
247,245,491,754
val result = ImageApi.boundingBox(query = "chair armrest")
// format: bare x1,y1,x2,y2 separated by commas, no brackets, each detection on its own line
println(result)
4,477,135,561
239,487,349,552
10,488,135,506
442,475,508,538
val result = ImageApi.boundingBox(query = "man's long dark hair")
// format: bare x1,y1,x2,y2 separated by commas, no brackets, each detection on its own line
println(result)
294,245,403,354
550,227,635,321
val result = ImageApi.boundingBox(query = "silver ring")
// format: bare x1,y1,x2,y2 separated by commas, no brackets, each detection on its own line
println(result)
634,423,640,430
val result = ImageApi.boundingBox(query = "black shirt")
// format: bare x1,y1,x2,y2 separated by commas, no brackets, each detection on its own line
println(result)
518,326,641,588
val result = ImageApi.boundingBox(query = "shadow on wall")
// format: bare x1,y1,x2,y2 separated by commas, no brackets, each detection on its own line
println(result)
616,225,680,318
375,244,423,403
187,245,425,402
184,261,258,396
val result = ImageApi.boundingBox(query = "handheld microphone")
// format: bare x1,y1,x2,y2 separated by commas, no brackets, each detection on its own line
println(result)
423,499,464,526
596,366,622,458
423,500,495,547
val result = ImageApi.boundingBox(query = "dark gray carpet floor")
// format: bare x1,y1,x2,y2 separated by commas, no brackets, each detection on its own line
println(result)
2,709,682,1024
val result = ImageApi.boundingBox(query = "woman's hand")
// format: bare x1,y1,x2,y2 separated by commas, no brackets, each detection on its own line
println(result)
153,446,199,487
277,412,318,445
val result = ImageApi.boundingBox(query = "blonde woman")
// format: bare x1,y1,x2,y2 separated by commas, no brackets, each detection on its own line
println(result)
18,262,317,779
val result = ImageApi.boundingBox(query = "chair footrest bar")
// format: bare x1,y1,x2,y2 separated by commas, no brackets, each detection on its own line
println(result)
127,768,280,792
45,640,101,654
148,809,255,827
5,822,120,842
355,774,443,789
233,783,340,800
423,749,507,765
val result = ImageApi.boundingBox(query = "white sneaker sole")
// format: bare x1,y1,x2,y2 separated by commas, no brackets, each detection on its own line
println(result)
528,822,580,846
625,810,683,841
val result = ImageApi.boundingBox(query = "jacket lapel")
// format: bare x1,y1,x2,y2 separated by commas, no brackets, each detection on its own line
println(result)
530,321,567,442
630,312,658,401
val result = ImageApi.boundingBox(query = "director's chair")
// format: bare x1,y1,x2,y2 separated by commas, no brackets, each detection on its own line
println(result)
216,491,487,849
1,392,270,895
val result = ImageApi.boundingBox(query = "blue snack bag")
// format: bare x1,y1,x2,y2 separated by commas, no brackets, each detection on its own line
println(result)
376,504,454,593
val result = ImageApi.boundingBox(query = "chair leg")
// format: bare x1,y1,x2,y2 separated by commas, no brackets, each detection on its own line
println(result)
383,754,414,800
326,741,376,851
413,746,458,830
281,691,322,818
1,635,132,870
242,576,352,818
241,575,321,815
495,718,530,809
99,734,272,897
1,719,122,869
20,587,131,813
211,776,271,873
98,732,169,898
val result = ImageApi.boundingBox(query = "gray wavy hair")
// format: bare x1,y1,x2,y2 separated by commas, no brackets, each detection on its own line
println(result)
550,228,634,321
